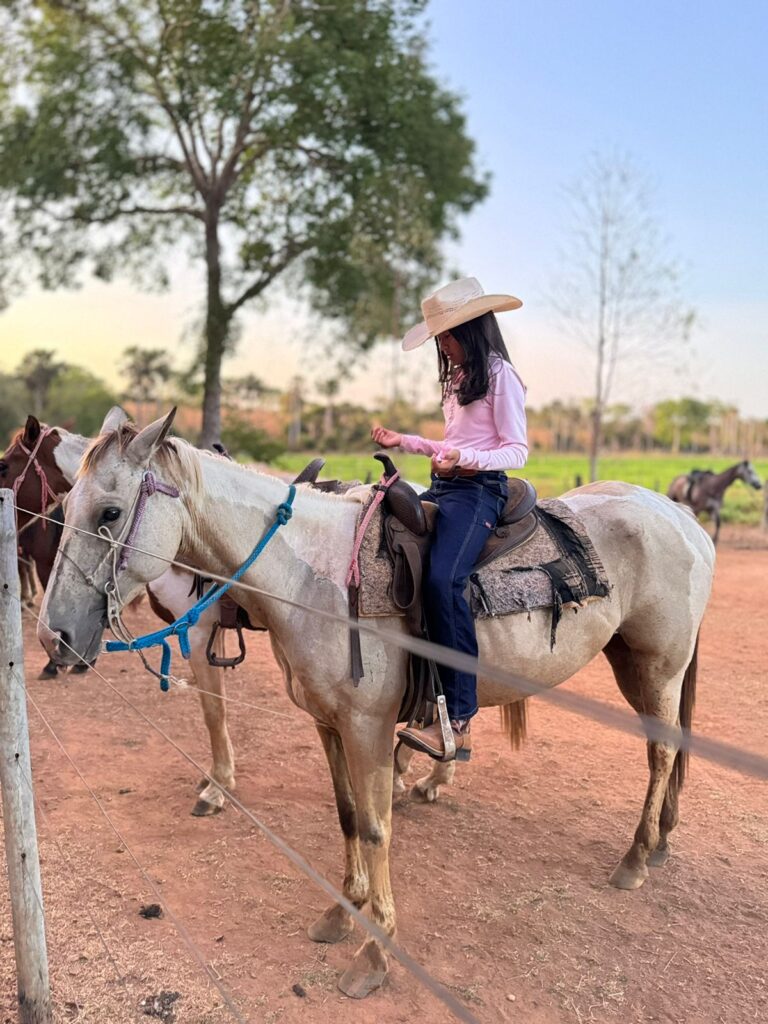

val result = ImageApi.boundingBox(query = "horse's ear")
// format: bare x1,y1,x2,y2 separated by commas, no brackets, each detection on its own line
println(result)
126,407,177,466
23,415,41,446
100,405,130,435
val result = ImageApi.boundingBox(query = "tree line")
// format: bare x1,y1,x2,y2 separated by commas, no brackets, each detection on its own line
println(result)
3,348,764,461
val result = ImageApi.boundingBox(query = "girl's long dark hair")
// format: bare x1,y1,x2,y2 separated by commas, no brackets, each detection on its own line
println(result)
437,311,512,406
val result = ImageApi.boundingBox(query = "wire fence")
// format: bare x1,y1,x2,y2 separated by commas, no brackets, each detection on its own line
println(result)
16,599,481,1024
15,500,768,781
7,491,768,1022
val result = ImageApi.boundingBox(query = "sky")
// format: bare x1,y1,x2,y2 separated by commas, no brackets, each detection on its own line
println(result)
0,0,766,415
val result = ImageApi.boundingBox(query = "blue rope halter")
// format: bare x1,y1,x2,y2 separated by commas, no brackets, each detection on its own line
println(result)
105,484,296,690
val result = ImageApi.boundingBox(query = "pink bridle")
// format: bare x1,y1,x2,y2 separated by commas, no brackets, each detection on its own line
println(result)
11,427,58,529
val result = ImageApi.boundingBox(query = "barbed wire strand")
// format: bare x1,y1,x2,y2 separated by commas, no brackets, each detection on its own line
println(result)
15,654,249,1024
20,600,481,1024
15,500,768,781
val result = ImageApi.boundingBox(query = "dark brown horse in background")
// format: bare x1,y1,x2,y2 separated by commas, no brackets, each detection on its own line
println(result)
0,416,83,677
668,460,762,544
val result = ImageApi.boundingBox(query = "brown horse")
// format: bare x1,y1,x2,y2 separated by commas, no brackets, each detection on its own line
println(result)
1,417,78,676
667,460,762,544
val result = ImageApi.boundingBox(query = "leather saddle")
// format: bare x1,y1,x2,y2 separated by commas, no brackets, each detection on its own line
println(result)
373,453,538,634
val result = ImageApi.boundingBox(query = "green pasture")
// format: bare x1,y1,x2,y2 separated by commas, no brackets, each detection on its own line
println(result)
273,451,768,525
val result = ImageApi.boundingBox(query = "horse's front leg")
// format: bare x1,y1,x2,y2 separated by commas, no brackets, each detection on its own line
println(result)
334,723,397,998
187,630,236,816
308,724,368,944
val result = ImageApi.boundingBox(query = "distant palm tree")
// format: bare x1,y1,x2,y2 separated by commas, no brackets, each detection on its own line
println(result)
318,377,341,441
121,346,172,425
17,349,67,417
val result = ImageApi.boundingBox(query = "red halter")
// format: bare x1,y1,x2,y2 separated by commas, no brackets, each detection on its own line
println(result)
12,427,58,529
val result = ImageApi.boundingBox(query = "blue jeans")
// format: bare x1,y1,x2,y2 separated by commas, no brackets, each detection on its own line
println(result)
420,472,508,720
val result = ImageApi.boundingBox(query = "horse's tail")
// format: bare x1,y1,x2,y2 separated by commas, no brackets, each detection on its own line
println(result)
670,632,698,796
499,699,528,750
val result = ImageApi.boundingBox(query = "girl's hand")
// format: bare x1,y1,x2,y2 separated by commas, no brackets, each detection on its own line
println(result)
432,448,461,473
371,425,403,448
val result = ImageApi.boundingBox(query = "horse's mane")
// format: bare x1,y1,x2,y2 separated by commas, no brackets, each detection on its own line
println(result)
79,425,366,507
80,424,204,500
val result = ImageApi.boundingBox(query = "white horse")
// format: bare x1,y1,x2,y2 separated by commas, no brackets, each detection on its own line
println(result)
40,410,715,998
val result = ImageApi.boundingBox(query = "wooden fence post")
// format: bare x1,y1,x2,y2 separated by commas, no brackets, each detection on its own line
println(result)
0,490,52,1024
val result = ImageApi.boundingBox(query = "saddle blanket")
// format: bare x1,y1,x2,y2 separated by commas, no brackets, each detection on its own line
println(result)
355,495,611,645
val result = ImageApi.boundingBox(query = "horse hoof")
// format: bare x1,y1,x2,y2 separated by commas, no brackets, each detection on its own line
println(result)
648,844,670,867
609,860,649,890
39,665,58,679
392,775,407,798
191,798,224,817
308,905,354,944
411,780,439,803
71,663,90,675
338,941,387,998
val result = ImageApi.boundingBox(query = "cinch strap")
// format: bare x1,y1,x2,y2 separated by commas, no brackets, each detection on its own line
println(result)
105,484,296,690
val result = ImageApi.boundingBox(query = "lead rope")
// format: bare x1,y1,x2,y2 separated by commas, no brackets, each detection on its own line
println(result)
104,484,297,690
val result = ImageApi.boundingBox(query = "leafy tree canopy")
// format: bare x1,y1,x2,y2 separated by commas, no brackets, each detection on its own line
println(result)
0,0,488,443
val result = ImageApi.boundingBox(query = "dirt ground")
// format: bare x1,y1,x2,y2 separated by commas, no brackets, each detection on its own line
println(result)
1,525,766,1024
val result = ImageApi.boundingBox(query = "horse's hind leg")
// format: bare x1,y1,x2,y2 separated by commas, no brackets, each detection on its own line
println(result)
308,724,367,944
412,758,455,802
603,634,693,890
392,739,414,797
392,738,455,802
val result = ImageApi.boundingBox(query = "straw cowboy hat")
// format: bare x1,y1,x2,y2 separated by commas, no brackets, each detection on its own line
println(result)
401,276,522,351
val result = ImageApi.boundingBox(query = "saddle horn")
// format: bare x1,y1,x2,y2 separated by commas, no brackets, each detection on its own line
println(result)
292,457,327,485
373,451,399,480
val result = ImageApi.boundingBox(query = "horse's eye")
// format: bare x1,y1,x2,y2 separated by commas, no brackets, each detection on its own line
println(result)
101,507,121,524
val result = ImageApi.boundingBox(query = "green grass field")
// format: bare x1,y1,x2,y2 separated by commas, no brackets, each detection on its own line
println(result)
273,451,768,525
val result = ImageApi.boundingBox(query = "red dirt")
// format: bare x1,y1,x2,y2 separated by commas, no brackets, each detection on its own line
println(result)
1,527,767,1024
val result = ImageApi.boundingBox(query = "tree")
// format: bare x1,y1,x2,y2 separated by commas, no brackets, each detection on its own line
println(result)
653,398,715,453
16,349,67,417
318,376,341,442
0,1,487,446
553,153,696,480
120,346,172,425
44,366,120,435
0,372,29,443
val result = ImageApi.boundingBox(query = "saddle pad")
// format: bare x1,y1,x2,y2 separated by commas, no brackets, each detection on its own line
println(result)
356,498,405,618
469,498,611,624
354,495,611,629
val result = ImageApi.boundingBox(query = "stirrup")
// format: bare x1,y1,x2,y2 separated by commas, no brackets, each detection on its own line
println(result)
435,695,456,761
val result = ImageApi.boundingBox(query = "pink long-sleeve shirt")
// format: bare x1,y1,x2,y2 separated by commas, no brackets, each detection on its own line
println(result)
400,357,528,472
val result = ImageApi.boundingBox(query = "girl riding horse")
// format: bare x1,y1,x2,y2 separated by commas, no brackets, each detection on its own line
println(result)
372,277,527,762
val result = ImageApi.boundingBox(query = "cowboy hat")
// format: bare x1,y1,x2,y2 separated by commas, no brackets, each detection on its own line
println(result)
401,276,522,351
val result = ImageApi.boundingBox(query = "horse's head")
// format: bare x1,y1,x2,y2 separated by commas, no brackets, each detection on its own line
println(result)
738,460,762,490
0,416,71,526
39,407,187,667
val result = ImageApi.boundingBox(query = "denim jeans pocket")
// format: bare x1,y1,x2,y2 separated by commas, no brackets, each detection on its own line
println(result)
473,489,506,530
